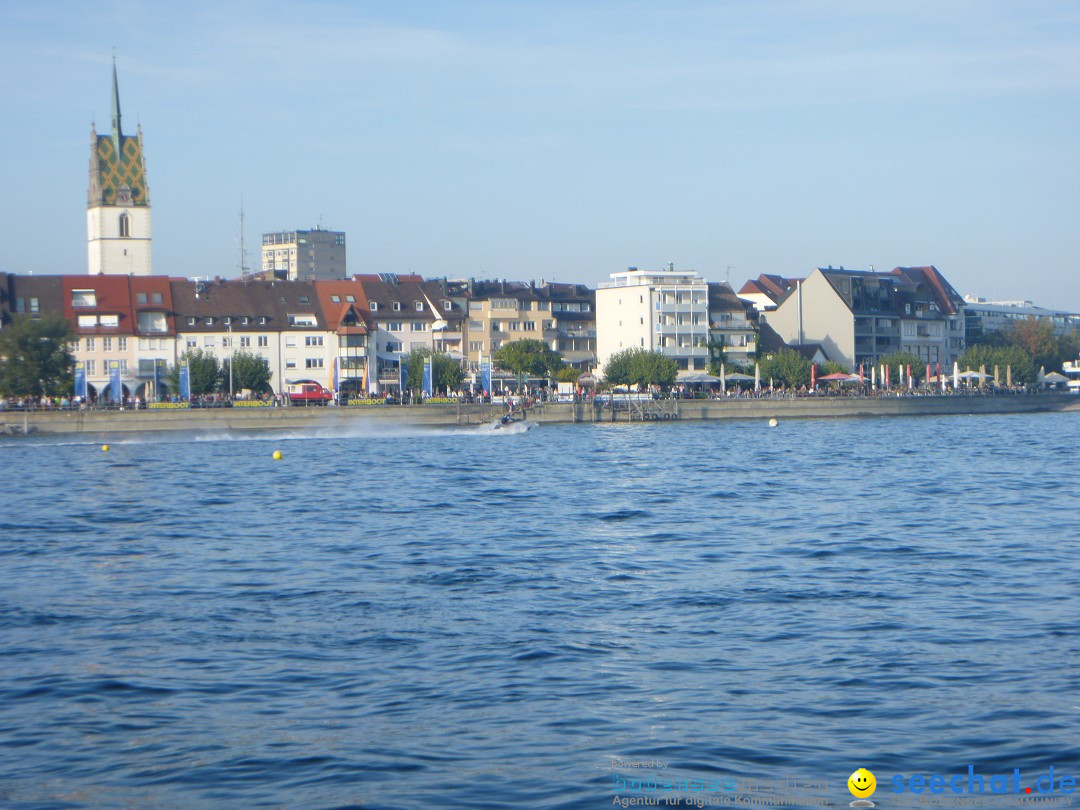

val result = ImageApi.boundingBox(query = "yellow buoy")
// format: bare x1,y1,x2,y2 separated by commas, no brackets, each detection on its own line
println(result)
272,450,283,460
101,444,110,452
768,418,778,427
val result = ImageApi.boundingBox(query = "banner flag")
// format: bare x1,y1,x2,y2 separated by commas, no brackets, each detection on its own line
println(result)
179,359,191,400
74,361,87,399
422,356,433,397
109,360,122,403
480,356,492,396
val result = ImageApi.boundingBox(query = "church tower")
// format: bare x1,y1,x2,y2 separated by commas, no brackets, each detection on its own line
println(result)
87,59,152,275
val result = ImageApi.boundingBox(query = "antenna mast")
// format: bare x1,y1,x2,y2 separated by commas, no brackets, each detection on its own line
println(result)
238,197,250,280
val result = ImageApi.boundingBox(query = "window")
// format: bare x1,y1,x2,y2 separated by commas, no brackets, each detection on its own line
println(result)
119,360,128,374
345,295,355,303
524,321,536,331
370,301,378,311
388,322,403,332
331,295,341,303
285,338,297,348
14,298,24,313
299,296,310,304
392,301,401,311
85,337,96,352
385,341,402,352
136,293,148,305
118,338,127,351
119,212,130,237
288,314,317,327
258,316,267,325
85,360,96,375
78,315,97,328
441,300,452,311
285,359,297,369
411,321,426,332
240,336,251,347
102,337,113,351
187,317,196,325
305,336,324,347
306,358,324,369
205,317,214,325
491,321,502,332
204,337,215,347
186,338,197,348
222,337,232,348
258,336,268,347
509,321,521,331
223,317,232,325
415,301,424,311
469,340,484,352
151,292,163,305
99,315,119,328
72,290,97,308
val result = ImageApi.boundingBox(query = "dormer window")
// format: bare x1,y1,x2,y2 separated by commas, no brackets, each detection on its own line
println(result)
441,300,452,310
370,301,379,311
299,296,310,304
258,316,267,325
71,290,97,308
392,301,401,311
415,301,424,311
223,316,232,325
205,317,214,325
241,316,250,325
187,317,196,325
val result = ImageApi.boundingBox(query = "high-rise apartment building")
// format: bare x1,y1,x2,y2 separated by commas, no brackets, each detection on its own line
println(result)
261,228,346,281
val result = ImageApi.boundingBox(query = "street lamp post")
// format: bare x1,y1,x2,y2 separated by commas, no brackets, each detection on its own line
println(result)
228,322,234,399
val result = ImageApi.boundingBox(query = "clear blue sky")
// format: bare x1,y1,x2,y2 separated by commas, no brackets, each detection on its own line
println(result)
2,1,1078,307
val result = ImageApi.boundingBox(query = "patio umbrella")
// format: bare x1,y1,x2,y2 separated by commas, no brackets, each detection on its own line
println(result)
720,363,726,389
819,372,852,381
754,363,760,392
725,372,756,381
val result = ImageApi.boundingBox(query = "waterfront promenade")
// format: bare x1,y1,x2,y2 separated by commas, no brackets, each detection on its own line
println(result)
4,392,1077,435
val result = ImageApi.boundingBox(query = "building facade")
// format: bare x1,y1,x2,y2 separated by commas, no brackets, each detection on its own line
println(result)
87,61,152,276
962,296,1080,344
764,266,965,371
261,228,347,281
462,279,596,372
595,265,711,375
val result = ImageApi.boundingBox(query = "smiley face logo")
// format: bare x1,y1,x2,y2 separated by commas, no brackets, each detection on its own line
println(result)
848,768,876,798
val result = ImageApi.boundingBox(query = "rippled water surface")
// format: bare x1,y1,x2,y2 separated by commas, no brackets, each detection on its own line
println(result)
1,412,1078,809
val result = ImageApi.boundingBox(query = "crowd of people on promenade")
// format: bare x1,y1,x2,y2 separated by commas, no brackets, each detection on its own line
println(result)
0,380,1067,413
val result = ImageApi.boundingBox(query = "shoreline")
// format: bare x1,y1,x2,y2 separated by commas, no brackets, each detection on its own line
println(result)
3,393,1077,436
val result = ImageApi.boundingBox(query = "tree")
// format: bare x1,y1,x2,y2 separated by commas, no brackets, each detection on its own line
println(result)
0,314,75,398
166,349,222,397
1008,318,1058,370
222,350,272,394
554,366,582,383
630,350,678,389
403,347,464,393
602,348,678,390
959,344,1036,384
494,339,564,381
880,352,924,384
602,348,637,388
759,347,811,387
820,361,850,376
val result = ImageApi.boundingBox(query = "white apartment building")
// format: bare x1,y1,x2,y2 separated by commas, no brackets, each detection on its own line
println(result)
261,228,347,281
596,265,711,374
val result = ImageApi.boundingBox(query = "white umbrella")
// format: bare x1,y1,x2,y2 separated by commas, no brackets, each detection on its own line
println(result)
754,363,760,392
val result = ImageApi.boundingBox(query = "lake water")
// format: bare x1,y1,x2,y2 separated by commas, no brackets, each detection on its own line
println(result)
1,412,1078,809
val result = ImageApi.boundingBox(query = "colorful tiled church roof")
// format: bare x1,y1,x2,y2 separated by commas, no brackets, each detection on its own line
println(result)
88,59,149,207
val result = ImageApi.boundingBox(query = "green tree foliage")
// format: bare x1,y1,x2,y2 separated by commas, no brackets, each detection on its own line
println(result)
403,347,464,393
958,344,1036,384
820,361,850,376
493,338,564,379
880,352,924,383
223,350,273,394
166,349,222,397
554,366,582,383
0,314,75,397
602,348,678,390
759,347,811,387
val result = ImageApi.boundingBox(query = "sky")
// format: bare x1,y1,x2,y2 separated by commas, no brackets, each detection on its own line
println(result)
1,0,1078,307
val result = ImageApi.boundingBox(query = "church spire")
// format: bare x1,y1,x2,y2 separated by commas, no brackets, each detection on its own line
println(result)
110,56,122,155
